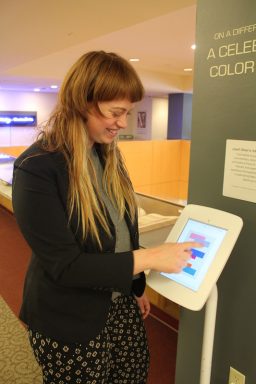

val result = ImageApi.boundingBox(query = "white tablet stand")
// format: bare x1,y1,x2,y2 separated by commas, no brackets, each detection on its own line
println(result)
146,204,243,384
200,283,218,384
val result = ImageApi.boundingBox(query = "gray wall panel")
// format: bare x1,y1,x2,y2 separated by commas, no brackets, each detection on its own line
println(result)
175,1,256,383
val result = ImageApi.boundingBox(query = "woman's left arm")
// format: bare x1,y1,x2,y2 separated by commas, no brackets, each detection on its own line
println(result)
135,292,151,319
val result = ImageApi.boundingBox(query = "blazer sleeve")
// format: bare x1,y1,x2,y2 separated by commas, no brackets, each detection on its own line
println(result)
12,154,134,295
132,272,146,297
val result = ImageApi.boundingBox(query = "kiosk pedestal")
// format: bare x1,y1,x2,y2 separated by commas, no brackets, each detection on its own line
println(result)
200,284,218,384
146,204,243,383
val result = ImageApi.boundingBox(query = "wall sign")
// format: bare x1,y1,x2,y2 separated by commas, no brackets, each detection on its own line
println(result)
223,139,256,203
206,23,256,79
0,111,37,127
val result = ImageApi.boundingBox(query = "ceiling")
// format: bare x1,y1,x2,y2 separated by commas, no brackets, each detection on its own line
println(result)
1,0,197,97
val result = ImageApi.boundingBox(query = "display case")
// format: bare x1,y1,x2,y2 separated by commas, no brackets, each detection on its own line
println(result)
0,153,15,211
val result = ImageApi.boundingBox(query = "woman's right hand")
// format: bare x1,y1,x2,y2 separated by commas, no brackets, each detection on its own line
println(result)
133,242,203,275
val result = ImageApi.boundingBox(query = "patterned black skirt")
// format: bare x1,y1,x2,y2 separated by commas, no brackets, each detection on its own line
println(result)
28,295,150,384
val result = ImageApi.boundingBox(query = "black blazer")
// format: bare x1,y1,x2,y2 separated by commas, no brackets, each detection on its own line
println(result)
12,143,145,343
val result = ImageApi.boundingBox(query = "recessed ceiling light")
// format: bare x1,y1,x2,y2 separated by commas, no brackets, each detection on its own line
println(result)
50,85,58,89
34,88,40,92
191,44,196,50
184,68,193,72
129,58,140,62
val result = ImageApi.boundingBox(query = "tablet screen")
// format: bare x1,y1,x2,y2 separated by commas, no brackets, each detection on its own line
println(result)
161,219,227,291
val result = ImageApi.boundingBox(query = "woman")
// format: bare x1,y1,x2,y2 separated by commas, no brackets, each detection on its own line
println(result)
12,51,199,384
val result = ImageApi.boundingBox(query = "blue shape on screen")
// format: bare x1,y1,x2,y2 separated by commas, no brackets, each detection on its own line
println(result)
192,249,205,258
183,266,196,276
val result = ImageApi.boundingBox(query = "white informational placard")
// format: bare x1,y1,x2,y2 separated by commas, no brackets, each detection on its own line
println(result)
223,139,256,203
146,205,243,310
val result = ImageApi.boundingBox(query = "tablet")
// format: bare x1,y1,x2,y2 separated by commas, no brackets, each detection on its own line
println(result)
146,204,243,310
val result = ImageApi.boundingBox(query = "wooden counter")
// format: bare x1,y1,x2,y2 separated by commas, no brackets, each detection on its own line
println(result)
0,146,26,212
0,183,12,212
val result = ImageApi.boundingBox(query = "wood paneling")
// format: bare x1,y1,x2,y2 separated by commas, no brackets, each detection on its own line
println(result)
0,146,27,157
119,140,190,200
0,193,13,212
145,286,180,320
118,140,153,187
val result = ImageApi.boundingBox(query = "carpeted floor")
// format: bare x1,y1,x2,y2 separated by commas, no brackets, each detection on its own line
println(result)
0,206,31,317
145,307,178,383
0,205,178,383
0,295,42,383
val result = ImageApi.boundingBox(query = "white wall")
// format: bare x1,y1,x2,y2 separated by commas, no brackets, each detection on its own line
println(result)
0,91,168,146
117,96,153,140
151,97,168,140
0,91,57,146
133,97,153,140
122,96,168,140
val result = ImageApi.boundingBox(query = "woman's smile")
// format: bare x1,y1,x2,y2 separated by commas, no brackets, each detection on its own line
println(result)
86,99,135,146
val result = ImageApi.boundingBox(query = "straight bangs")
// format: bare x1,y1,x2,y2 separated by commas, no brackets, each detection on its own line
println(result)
91,55,144,104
